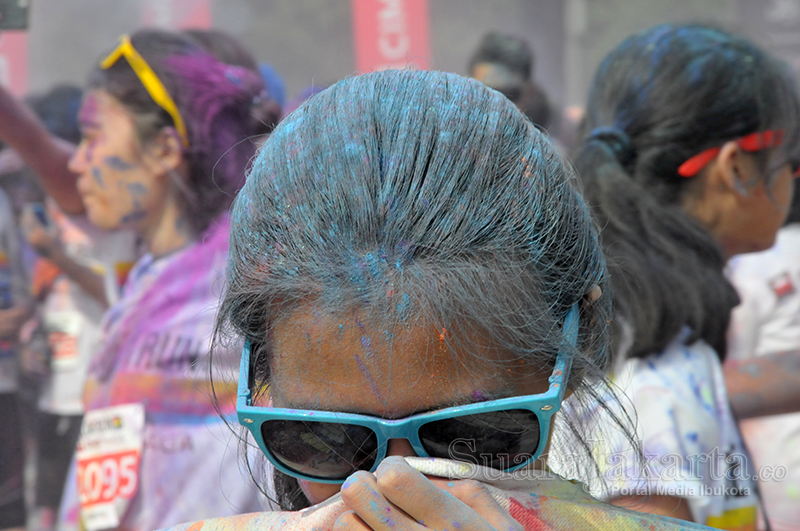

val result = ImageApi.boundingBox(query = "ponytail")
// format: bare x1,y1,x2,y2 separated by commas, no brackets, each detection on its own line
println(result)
575,130,737,360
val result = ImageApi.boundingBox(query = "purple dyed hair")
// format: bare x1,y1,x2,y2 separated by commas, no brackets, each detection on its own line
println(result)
88,29,274,234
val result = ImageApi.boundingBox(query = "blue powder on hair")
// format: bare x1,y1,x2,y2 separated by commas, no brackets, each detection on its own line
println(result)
397,293,410,319
366,252,382,280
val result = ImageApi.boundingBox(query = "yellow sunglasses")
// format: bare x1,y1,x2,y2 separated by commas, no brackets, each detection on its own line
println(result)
100,35,189,147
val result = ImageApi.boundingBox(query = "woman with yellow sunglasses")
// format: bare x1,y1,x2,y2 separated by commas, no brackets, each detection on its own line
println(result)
0,29,279,531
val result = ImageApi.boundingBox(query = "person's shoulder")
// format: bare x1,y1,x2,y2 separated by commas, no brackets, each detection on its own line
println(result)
728,223,800,282
625,333,715,377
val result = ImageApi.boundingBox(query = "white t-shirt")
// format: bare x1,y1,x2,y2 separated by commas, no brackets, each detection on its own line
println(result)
551,334,759,529
726,223,800,531
0,189,27,393
36,203,137,415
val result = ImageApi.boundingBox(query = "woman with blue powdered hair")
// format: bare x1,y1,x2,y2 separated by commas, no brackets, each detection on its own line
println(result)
160,69,717,531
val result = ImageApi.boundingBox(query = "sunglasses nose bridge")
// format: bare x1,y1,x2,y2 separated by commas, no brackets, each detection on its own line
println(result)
373,417,428,460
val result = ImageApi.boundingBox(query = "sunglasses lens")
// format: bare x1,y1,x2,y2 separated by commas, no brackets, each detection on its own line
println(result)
261,420,379,480
418,409,540,470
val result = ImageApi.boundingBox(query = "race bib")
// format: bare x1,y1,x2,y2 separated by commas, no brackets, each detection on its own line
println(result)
44,310,83,370
76,404,145,531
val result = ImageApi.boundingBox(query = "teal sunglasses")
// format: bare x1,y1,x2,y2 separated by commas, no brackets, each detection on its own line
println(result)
238,304,579,484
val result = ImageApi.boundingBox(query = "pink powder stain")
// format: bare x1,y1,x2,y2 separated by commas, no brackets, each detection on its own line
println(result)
79,93,100,128
508,498,554,531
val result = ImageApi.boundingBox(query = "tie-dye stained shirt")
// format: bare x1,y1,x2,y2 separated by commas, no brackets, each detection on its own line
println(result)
553,334,758,530
58,217,265,531
159,457,714,531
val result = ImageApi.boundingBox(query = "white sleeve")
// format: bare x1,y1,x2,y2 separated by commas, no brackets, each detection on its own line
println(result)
726,258,774,361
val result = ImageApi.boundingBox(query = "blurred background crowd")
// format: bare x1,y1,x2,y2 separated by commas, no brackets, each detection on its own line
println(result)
0,1,799,531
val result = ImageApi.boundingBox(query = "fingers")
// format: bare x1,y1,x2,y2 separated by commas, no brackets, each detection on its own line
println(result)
374,457,516,531
339,471,418,531
334,511,371,531
432,480,524,531
340,457,525,531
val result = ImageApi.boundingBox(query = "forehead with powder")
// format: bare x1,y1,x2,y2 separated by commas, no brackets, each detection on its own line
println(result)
267,305,551,419
78,92,100,128
79,90,139,133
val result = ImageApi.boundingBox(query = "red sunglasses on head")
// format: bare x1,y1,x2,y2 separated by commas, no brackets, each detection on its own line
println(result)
677,130,791,178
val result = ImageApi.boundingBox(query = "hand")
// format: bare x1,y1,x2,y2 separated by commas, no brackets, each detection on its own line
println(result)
0,304,33,340
336,457,524,530
20,203,62,258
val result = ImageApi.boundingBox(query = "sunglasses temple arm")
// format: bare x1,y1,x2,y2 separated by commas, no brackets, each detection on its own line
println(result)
551,303,579,401
238,340,253,407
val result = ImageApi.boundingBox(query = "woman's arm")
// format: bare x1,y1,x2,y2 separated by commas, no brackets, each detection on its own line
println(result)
20,206,106,306
0,86,84,214
724,350,800,419
42,246,107,307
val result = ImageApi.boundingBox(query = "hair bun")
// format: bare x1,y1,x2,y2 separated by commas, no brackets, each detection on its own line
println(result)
587,126,635,167
251,90,282,135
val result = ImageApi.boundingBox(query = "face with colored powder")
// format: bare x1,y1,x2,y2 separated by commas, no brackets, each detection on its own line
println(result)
69,90,171,231
265,304,553,505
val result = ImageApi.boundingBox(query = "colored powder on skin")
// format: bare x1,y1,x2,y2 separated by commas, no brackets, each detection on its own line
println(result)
91,167,105,189
353,354,384,403
104,156,137,171
85,138,98,164
354,318,375,359
471,390,487,402
120,210,148,224
361,335,374,358
78,93,99,128
127,183,147,196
